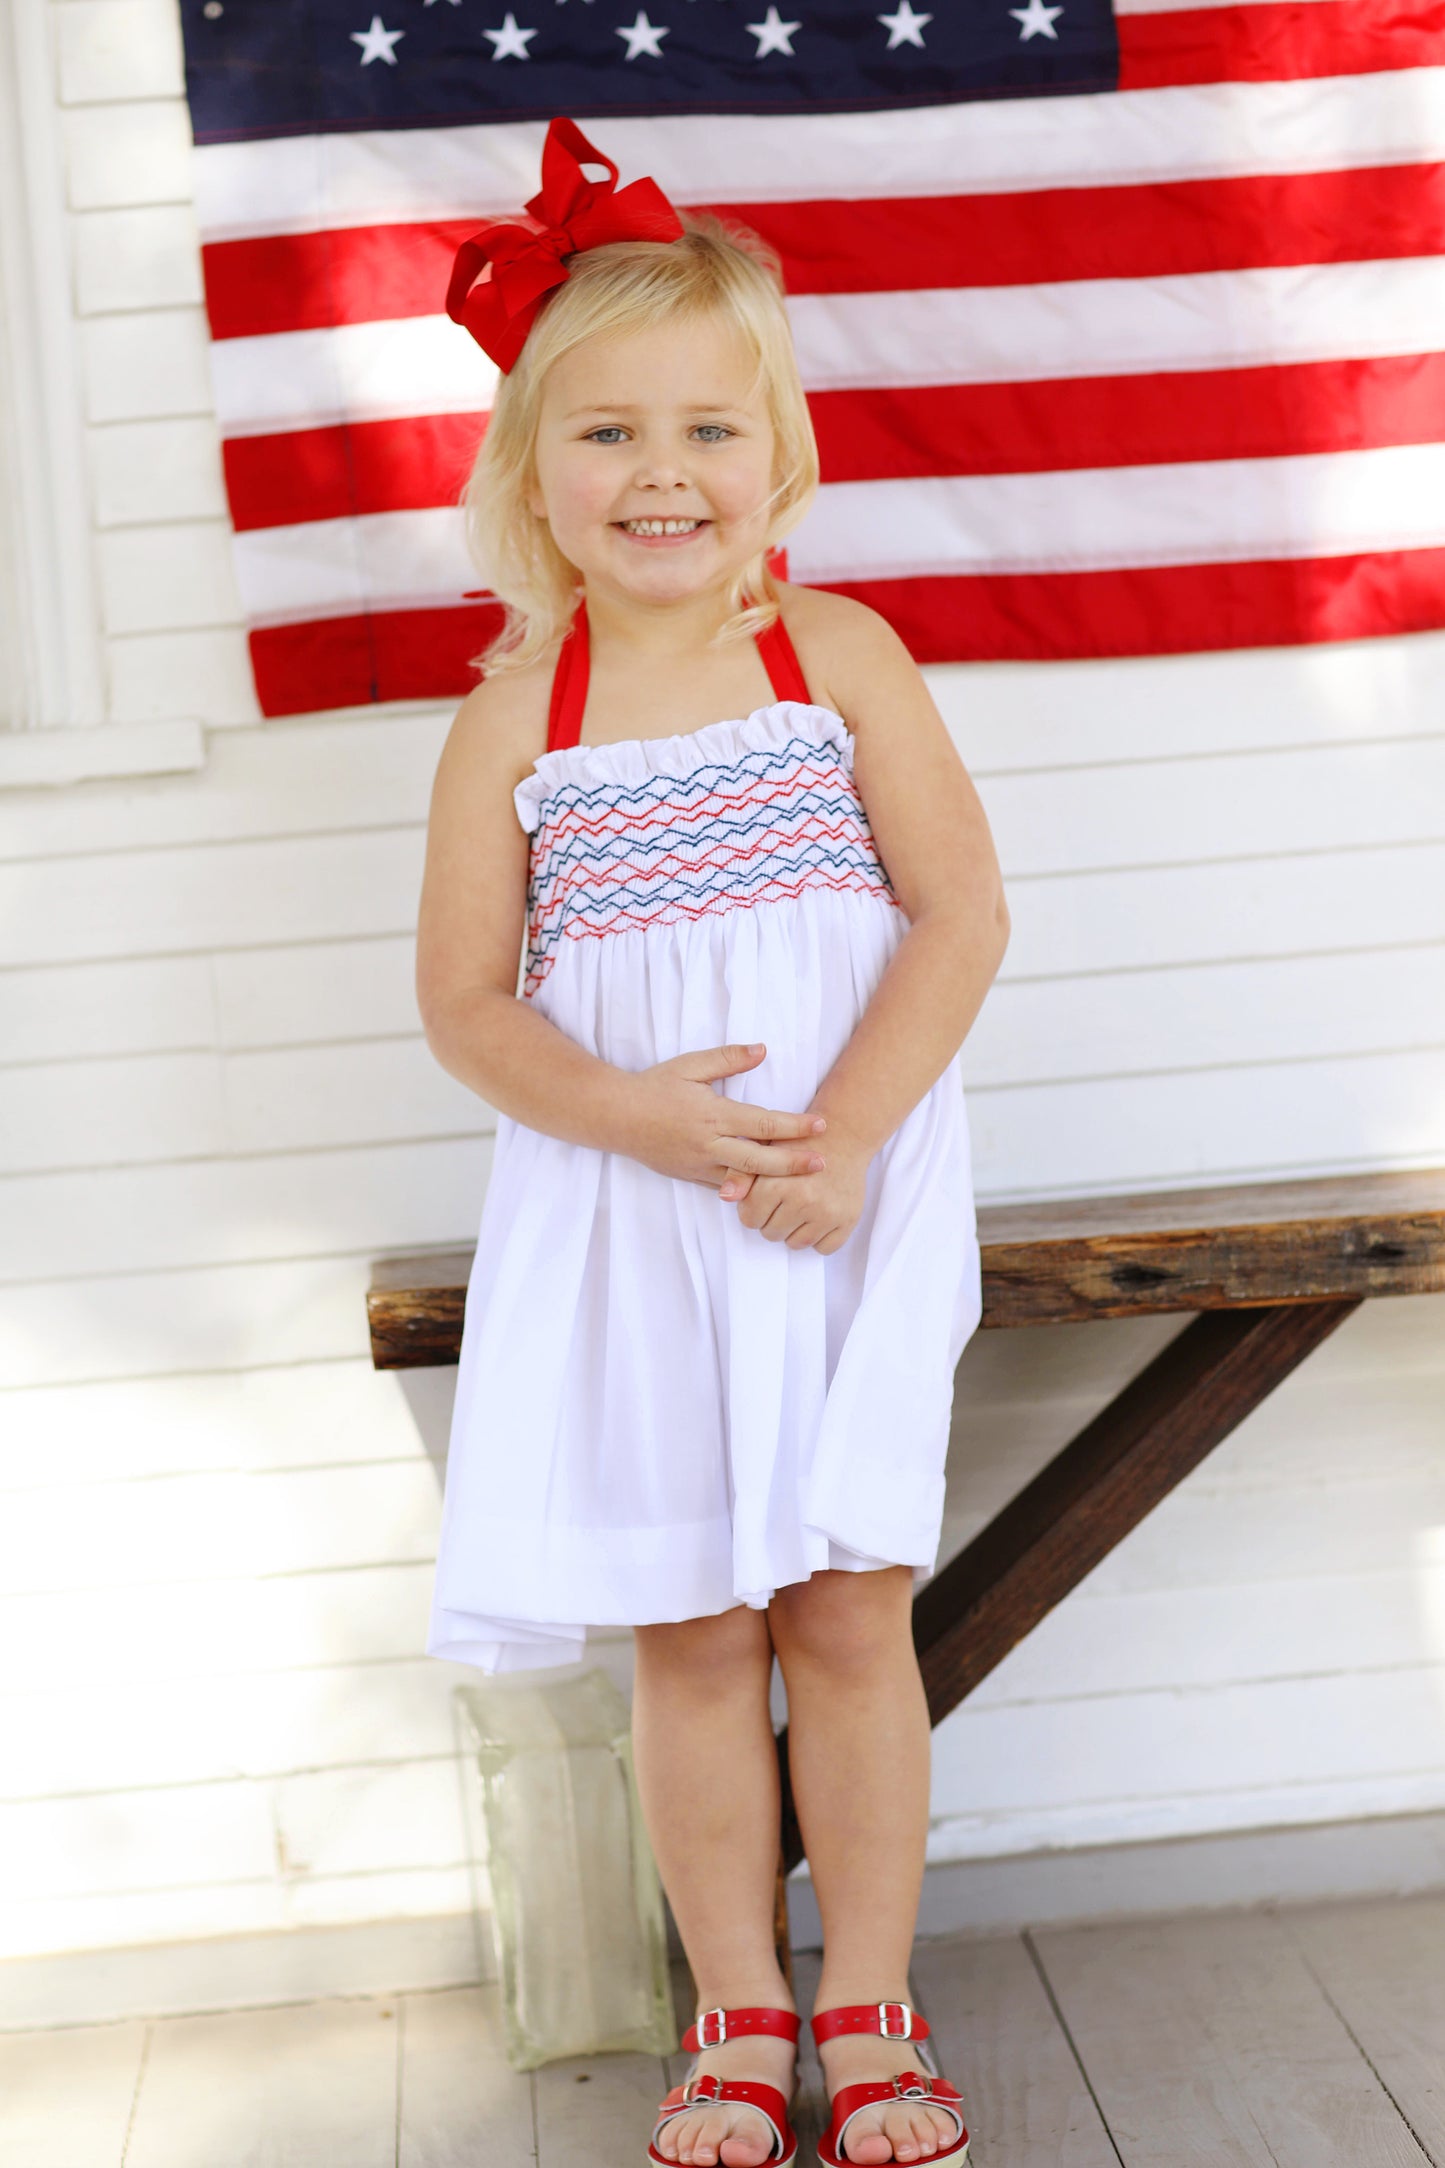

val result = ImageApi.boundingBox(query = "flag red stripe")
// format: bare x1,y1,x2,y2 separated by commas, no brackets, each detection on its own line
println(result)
223,410,483,529
222,353,1445,531
828,547,1445,661
201,160,1445,338
247,546,1445,714
1119,0,1445,92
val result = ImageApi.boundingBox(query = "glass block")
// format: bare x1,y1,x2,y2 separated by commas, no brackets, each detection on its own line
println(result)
455,1667,679,2070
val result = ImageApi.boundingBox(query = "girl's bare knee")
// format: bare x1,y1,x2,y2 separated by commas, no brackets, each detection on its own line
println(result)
769,1565,914,1676
634,1601,773,1688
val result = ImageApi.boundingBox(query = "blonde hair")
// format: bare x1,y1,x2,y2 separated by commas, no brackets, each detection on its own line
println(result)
460,211,820,675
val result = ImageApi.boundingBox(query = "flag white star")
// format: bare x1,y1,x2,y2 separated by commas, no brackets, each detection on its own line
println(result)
423,0,462,8
878,1,931,46
616,8,668,57
351,15,404,62
483,10,538,56
1009,0,1063,36
746,6,801,56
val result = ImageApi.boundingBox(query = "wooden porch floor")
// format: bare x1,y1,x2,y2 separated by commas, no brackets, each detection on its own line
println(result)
5,1892,1442,2166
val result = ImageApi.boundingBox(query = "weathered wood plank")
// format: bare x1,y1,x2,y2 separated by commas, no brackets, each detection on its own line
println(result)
777,1298,1360,1870
0,2018,147,2164
979,1167,1445,1325
909,1931,1117,2167
1030,1909,1433,2168
124,1996,399,2168
398,1984,536,2168
368,1170,1445,1364
1285,1894,1445,2163
533,2045,672,2168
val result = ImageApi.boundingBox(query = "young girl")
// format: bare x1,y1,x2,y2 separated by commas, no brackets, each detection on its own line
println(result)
417,118,1009,2168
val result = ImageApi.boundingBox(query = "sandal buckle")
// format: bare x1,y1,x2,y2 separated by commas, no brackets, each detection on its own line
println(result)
891,2073,931,2099
684,2074,724,2105
694,2007,728,2048
879,2001,913,2038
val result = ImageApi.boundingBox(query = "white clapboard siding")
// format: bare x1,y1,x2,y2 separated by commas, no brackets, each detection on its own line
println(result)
0,829,425,963
0,1659,467,1803
0,1360,449,1490
936,1668,1445,1820
90,418,228,526
0,1559,440,1692
0,1039,483,1175
62,100,193,210
0,952,217,1065
6,1760,465,1901
97,519,242,633
54,0,186,107
967,1041,1445,1194
3,1867,476,1968
943,631,1445,767
0,1459,445,1594
105,625,261,725
941,1469,1445,1601
0,713,447,859
0,939,417,1067
2,1254,381,1387
105,624,261,726
83,308,215,426
73,205,203,317
0,1135,493,1286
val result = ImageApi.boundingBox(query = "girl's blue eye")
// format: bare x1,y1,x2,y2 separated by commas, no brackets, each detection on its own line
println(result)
583,424,735,444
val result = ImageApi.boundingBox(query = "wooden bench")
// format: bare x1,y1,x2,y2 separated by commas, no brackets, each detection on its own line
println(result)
369,1167,1445,1960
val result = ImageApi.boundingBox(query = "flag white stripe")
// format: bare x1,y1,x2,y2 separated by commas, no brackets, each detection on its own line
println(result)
210,259,1445,435
231,445,1445,622
192,69,1445,239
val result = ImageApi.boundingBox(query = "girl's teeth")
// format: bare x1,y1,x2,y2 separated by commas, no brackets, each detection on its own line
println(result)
621,519,701,535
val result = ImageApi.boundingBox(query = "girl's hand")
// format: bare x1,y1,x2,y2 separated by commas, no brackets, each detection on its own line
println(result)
617,1043,829,1188
728,1123,872,1255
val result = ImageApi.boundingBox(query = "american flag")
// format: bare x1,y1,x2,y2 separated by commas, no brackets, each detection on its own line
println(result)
180,0,1445,719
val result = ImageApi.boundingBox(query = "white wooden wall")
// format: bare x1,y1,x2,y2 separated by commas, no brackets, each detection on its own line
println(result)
2,0,1443,1971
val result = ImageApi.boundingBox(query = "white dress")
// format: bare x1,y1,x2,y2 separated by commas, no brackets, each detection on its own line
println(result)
426,696,983,1673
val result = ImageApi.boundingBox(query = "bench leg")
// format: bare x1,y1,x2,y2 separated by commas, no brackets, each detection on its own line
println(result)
775,1297,1361,1875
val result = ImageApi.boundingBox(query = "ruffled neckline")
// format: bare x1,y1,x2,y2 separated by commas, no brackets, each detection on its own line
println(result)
513,701,853,830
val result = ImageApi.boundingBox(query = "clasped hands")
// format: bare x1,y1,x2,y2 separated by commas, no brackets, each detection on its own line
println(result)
621,1041,868,1256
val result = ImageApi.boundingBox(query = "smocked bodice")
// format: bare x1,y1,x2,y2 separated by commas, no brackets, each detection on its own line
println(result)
512,703,901,999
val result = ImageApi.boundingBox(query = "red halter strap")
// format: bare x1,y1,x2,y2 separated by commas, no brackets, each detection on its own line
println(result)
545,595,812,753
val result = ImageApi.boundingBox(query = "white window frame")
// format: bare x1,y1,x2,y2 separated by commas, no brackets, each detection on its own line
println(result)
0,0,203,785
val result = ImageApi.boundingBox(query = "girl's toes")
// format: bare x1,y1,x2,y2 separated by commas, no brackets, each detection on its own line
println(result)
841,2117,893,2164
719,2122,774,2168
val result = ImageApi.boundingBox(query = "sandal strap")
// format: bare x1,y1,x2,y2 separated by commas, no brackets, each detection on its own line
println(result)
811,2000,932,2045
681,2004,801,2052
650,2077,792,2160
824,2074,968,2163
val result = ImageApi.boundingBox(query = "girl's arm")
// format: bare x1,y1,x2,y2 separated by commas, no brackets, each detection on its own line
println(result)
415,675,830,1187
805,595,1011,1153
721,596,1009,1248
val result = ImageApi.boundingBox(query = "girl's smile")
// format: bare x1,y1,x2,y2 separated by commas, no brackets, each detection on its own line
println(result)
613,516,712,546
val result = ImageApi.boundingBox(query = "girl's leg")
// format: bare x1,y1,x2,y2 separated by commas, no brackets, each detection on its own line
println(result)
632,1602,797,2168
768,1567,957,2166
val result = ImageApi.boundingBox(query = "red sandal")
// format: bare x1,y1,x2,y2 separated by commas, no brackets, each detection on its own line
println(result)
646,2005,801,2167
811,2000,970,2166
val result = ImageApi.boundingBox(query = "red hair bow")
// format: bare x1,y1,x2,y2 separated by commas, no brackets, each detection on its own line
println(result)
446,116,686,372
